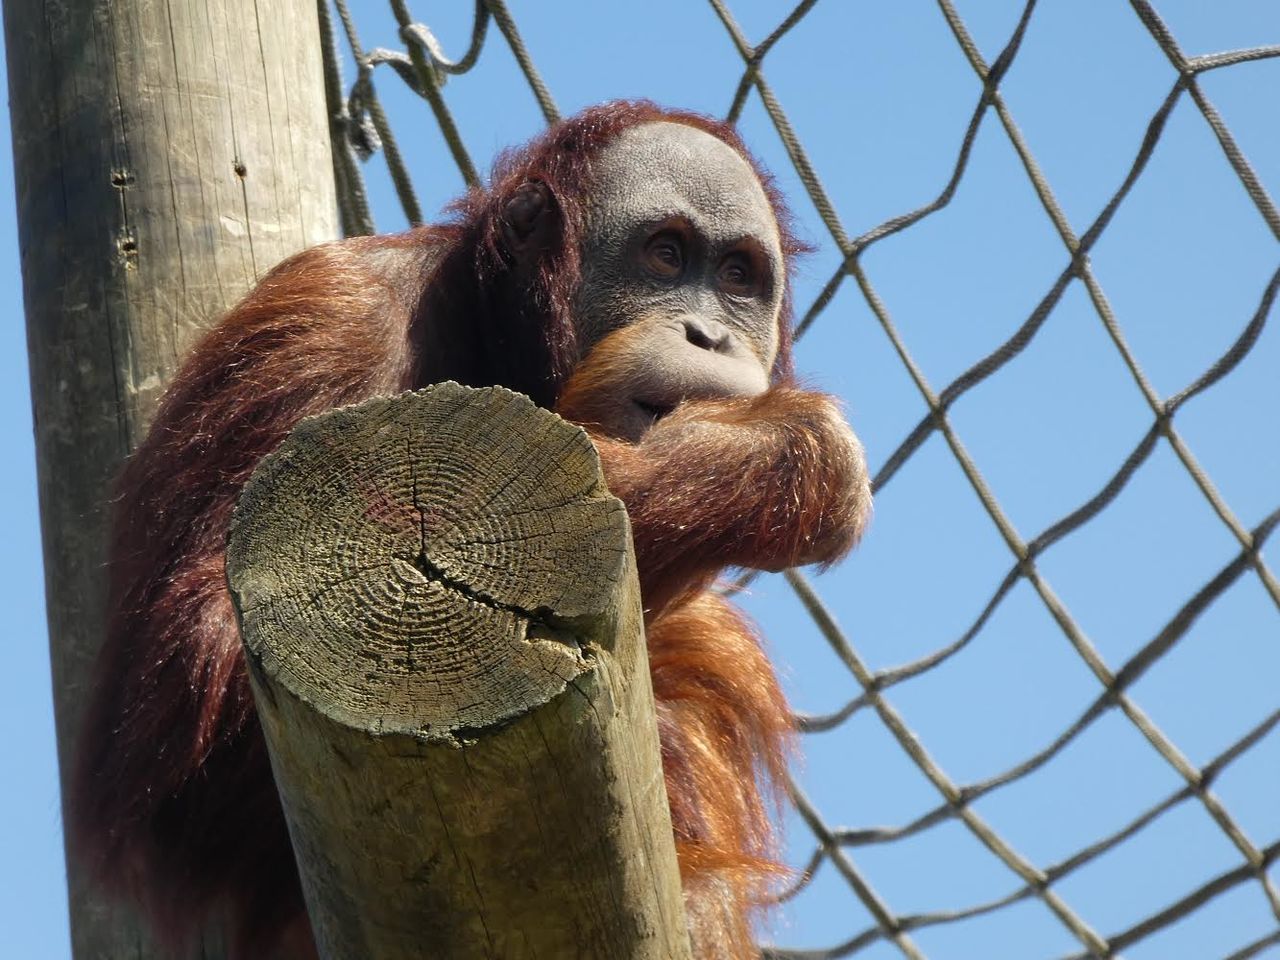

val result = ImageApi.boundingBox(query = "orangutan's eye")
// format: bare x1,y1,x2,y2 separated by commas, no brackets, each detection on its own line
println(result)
644,232,685,279
718,253,759,297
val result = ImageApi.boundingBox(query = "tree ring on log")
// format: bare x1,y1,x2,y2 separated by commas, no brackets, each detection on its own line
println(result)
227,382,630,741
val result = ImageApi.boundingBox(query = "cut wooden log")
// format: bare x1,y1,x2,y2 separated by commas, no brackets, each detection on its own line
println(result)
227,382,691,960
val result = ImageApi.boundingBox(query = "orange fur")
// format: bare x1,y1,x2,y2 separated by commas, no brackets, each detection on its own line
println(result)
647,592,793,956
74,101,868,960
564,325,870,957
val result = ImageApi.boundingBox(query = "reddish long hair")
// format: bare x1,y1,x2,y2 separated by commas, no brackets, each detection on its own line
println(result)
74,100,816,959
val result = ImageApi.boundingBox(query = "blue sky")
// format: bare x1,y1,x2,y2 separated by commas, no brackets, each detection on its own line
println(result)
3,2,1278,957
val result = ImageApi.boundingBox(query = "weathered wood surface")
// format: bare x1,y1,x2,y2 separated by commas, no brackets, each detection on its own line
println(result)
3,0,338,954
227,383,692,960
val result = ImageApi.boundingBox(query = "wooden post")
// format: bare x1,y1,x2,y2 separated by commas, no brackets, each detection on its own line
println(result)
226,384,692,960
2,0,338,955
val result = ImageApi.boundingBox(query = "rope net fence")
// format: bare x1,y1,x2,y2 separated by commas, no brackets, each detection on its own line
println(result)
317,2,1279,957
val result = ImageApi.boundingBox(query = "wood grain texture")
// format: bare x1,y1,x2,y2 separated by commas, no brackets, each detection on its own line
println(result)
227,383,692,960
3,0,337,954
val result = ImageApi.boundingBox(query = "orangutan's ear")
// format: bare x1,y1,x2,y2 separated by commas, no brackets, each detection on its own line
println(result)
500,181,560,263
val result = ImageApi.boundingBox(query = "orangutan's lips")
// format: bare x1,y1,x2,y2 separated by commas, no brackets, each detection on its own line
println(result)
634,398,674,424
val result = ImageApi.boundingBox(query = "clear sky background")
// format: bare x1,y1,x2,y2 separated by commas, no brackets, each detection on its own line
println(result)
3,2,1278,958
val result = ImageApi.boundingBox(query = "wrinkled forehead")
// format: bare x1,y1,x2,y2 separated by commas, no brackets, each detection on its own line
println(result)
584,121,781,253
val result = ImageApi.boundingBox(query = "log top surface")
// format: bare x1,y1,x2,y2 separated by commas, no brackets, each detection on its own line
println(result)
227,382,630,739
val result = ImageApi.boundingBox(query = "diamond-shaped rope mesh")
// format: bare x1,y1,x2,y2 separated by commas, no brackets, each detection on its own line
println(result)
318,2,1280,956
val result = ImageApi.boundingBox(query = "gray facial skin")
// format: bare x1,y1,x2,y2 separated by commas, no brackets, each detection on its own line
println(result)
571,122,786,441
